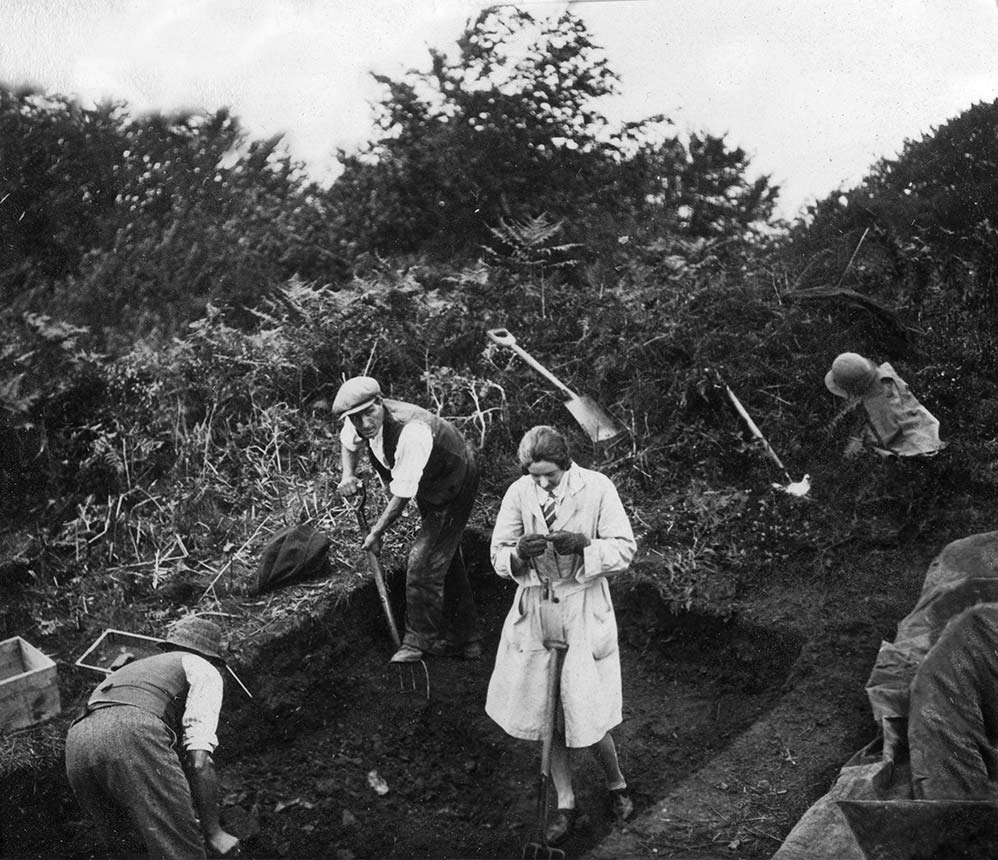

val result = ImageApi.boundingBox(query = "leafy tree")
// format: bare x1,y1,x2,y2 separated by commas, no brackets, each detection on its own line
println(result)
325,8,653,258
0,89,125,303
324,8,778,268
789,100,998,305
0,93,337,347
54,109,335,344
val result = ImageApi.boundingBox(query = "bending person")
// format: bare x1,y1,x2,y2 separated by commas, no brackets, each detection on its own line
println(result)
333,375,481,663
65,616,240,859
486,425,637,846
824,351,945,458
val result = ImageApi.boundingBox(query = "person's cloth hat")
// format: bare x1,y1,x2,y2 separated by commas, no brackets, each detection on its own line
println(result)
161,616,226,662
825,352,879,399
332,376,381,419
251,525,331,595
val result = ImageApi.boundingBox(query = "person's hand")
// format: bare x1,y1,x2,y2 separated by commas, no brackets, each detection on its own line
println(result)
547,530,590,556
516,533,547,559
843,437,863,459
337,476,362,497
207,830,240,856
362,530,383,555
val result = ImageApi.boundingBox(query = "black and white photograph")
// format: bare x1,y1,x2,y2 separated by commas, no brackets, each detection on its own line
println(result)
3,2,998,858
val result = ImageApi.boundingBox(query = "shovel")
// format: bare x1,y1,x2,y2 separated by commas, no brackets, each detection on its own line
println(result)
721,381,811,498
523,579,568,860
351,485,430,698
487,328,623,443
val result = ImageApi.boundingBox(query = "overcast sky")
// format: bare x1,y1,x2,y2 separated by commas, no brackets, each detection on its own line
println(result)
3,0,998,219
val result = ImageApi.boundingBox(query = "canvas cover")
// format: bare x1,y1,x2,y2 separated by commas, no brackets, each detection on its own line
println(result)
773,531,998,860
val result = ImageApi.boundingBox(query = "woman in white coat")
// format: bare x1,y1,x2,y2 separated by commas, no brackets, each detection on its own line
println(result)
485,425,637,845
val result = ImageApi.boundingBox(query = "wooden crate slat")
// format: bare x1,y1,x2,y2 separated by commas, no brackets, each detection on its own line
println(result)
0,636,61,732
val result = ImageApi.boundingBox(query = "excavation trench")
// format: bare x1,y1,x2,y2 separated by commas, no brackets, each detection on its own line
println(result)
5,551,802,860
216,566,802,859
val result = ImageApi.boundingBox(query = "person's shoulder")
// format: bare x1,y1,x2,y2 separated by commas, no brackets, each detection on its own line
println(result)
179,652,223,680
571,461,606,480
502,473,533,496
570,463,615,490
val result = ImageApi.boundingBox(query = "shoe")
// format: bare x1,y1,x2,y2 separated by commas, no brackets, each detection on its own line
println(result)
427,639,483,660
544,808,576,846
389,644,424,663
609,788,634,822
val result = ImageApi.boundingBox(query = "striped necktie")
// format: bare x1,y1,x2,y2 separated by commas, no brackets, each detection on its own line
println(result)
541,491,557,530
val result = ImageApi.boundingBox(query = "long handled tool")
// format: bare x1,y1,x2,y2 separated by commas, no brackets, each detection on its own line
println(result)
523,582,568,860
351,485,430,698
487,327,623,443
721,380,811,498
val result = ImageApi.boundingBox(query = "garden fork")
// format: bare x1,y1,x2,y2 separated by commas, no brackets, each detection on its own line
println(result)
351,484,430,699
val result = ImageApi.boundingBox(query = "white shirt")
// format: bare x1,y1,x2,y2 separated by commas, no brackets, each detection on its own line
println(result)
180,653,224,753
340,418,433,499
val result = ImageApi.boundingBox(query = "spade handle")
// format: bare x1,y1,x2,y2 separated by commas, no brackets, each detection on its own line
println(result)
486,328,576,398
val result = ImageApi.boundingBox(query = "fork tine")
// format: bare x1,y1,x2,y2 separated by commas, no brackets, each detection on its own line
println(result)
521,843,564,860
390,660,430,698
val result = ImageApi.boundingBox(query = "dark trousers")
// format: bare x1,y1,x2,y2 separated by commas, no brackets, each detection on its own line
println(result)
404,455,480,650
65,705,207,860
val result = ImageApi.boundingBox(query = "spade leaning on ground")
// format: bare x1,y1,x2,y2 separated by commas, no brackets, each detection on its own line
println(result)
64,616,241,859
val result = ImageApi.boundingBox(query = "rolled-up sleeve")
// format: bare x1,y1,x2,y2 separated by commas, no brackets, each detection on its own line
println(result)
180,654,224,753
389,421,433,498
339,419,364,453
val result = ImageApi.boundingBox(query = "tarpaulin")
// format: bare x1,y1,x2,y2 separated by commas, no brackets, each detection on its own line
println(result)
773,531,998,860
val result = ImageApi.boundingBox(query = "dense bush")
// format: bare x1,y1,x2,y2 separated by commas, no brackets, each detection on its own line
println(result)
4,12,998,625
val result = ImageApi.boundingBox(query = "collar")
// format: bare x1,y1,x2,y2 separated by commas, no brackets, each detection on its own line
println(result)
532,462,585,501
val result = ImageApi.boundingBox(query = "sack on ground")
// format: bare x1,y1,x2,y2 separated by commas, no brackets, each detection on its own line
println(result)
251,525,331,595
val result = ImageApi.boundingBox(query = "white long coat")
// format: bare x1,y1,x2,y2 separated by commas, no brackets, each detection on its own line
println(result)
485,463,636,748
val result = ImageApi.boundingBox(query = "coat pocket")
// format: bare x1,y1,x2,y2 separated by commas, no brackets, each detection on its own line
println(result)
508,587,548,653
589,579,618,661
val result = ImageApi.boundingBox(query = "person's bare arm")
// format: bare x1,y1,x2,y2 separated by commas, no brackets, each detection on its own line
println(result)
362,494,410,553
338,446,364,496
185,749,240,856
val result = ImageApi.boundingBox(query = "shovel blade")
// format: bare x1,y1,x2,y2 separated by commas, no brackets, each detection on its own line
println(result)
564,395,623,443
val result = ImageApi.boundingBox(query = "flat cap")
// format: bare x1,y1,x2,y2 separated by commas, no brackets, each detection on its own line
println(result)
332,376,382,419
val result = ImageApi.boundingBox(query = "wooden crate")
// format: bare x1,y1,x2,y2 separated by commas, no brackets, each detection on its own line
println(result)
75,629,164,676
0,636,62,732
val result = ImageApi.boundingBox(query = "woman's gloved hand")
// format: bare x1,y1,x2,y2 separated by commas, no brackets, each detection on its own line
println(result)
516,533,548,559
547,531,590,556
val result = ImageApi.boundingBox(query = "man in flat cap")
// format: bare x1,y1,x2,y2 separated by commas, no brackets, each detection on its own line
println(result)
333,376,482,663
65,615,241,859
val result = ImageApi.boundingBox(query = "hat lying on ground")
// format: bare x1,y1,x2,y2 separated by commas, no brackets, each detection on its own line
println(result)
825,352,879,399
332,376,381,419
161,616,226,662
251,525,332,595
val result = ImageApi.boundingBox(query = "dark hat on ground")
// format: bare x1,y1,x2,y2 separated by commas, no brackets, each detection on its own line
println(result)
161,616,226,662
251,525,332,595
332,376,381,419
